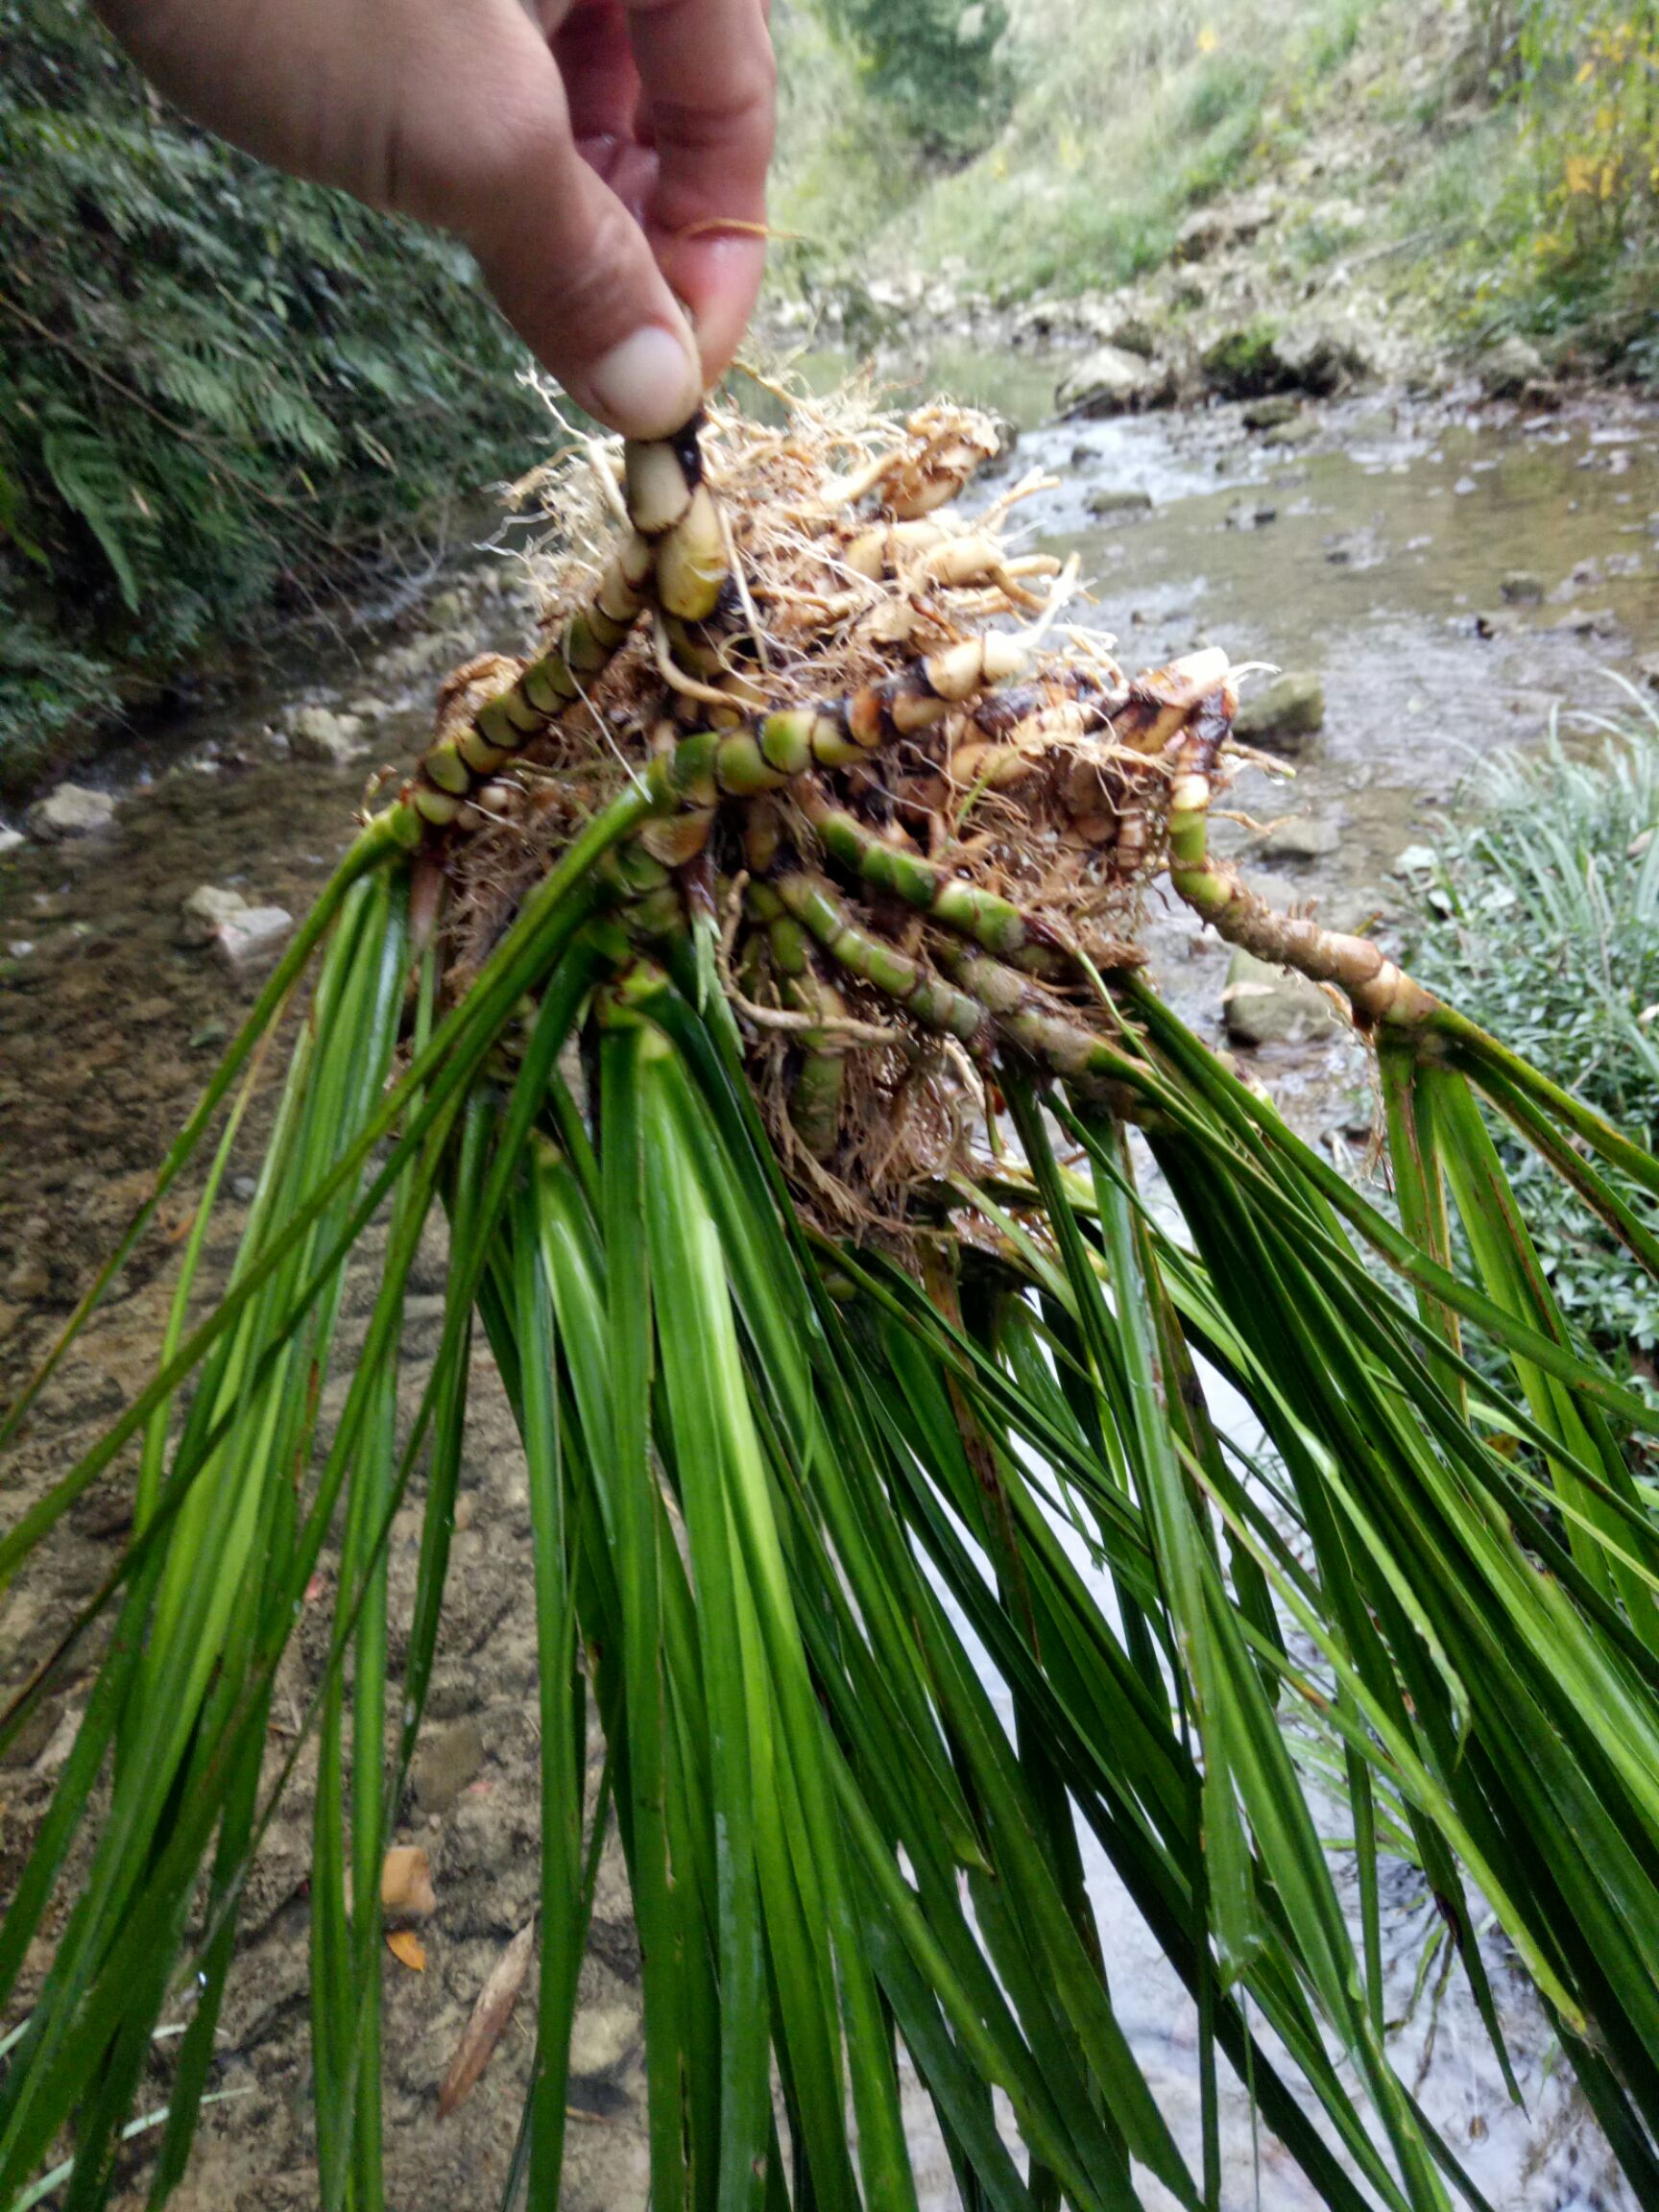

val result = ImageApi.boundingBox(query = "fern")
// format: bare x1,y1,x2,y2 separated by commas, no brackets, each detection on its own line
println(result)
38,416,144,612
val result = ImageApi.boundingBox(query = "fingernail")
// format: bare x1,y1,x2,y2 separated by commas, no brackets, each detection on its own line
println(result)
588,325,702,440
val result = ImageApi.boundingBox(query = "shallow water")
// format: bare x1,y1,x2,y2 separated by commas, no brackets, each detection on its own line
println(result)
3,377,1657,2209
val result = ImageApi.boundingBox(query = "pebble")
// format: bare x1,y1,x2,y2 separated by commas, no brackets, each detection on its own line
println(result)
180,883,249,947
1084,487,1154,518
1242,396,1301,431
1222,949,1343,1047
411,1718,487,1815
1233,671,1325,752
287,706,366,765
1256,815,1341,865
1501,571,1544,605
1552,607,1620,638
25,784,116,841
214,905,295,968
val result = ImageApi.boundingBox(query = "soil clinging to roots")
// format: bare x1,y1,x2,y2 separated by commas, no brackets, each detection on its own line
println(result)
400,385,1276,1227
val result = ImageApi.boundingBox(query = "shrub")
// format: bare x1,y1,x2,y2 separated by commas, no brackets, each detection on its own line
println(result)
0,0,551,789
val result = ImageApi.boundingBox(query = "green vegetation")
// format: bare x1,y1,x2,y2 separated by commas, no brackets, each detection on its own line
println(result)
817,0,1011,156
0,0,549,789
772,0,1658,376
775,0,1316,302
1405,697,1659,1361
1392,2,1659,370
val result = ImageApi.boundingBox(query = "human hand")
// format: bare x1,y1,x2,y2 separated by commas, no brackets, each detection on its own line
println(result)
92,0,776,439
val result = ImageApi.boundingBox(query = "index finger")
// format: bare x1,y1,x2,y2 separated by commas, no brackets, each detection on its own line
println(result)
625,0,777,383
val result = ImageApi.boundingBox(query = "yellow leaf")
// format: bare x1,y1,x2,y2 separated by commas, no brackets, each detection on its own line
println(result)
1196,24,1219,53
387,1929,427,1972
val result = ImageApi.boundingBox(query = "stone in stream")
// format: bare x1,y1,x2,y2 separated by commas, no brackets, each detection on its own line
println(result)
1222,948,1344,1047
1254,814,1341,865
1225,499,1278,532
1553,606,1621,638
1242,396,1300,431
1480,333,1547,400
25,784,116,841
1637,651,1659,692
181,884,295,966
1262,413,1318,449
1233,671,1325,752
1084,486,1154,519
1324,525,1386,569
1055,345,1174,420
287,705,366,764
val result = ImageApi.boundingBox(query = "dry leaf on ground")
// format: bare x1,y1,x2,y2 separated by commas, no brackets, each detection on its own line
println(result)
437,1920,535,2117
386,1929,427,1971
381,1845,437,1919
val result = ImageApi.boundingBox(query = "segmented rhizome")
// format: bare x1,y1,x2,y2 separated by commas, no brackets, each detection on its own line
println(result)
393,387,1300,1224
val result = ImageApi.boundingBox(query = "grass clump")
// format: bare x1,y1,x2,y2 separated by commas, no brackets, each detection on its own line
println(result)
0,0,550,791
1405,699,1659,1360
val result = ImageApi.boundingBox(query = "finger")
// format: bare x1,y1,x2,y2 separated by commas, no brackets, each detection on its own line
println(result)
554,0,640,154
416,12,705,437
622,0,776,379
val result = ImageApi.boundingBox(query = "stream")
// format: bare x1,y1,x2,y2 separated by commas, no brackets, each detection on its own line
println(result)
2,376,1657,2210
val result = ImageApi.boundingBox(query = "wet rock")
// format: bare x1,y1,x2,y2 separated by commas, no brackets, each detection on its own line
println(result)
1480,334,1546,399
1275,321,1369,395
1475,609,1528,639
1242,396,1300,431
1201,322,1286,399
1102,317,1159,361
1324,525,1386,569
1262,414,1318,449
1055,346,1173,420
1084,486,1154,519
1223,949,1342,1047
1225,499,1278,532
214,904,295,968
1501,572,1545,605
1234,671,1325,751
1070,444,1100,471
1204,319,1366,400
411,1717,487,1815
1553,606,1621,638
1256,815,1340,865
25,784,115,841
567,2000,639,2078
0,826,23,858
287,705,366,764
180,883,249,948
1637,652,1659,692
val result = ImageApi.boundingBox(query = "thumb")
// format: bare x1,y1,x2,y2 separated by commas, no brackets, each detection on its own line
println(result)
434,36,703,437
